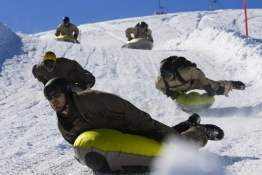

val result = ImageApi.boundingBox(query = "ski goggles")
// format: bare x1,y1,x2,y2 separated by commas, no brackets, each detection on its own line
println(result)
161,71,173,79
43,60,55,69
46,91,62,101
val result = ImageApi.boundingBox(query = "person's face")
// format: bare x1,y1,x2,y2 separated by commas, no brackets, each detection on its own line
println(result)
43,60,55,72
47,91,67,112
46,67,55,72
63,20,69,26
161,71,174,82
139,27,146,33
164,74,174,82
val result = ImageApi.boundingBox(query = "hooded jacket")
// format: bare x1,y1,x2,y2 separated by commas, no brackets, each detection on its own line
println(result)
32,57,95,87
55,90,207,148
55,23,79,36
125,27,154,42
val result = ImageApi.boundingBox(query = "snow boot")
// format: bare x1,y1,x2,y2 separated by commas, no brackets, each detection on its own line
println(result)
231,81,245,90
187,113,201,126
172,113,201,133
198,124,224,141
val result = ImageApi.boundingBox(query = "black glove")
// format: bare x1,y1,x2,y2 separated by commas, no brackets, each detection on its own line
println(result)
42,80,48,85
150,129,167,143
74,34,78,39
77,79,87,90
203,84,216,96
55,33,59,37
128,37,133,41
169,91,180,100
149,39,154,43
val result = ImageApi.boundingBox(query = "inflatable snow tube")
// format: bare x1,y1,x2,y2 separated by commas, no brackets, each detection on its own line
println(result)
73,129,163,173
122,38,153,50
174,92,215,113
55,35,80,44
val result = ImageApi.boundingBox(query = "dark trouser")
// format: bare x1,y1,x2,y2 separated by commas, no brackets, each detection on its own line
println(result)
191,79,233,96
156,121,208,148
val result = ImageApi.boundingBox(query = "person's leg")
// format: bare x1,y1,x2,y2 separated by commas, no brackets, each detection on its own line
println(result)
181,127,208,148
172,113,201,133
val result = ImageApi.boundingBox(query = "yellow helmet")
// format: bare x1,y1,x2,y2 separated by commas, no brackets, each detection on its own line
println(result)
43,51,56,62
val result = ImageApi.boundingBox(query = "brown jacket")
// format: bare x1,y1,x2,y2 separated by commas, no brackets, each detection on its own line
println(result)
56,90,208,147
32,57,95,87
125,27,153,42
55,23,79,36
155,67,233,96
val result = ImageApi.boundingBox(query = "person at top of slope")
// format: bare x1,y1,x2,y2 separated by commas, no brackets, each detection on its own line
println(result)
155,55,245,100
32,51,95,91
43,77,224,147
55,16,79,40
125,21,154,43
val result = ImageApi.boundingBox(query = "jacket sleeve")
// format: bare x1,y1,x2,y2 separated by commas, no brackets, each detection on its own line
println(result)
72,25,79,35
71,60,95,87
125,27,135,39
55,25,61,36
95,92,162,132
155,76,167,95
32,64,48,85
147,29,154,42
187,67,209,86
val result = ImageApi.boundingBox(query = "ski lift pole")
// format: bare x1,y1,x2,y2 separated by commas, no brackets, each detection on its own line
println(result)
243,0,248,36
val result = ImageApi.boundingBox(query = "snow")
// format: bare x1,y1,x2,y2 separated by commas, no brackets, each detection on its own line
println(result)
0,9,262,175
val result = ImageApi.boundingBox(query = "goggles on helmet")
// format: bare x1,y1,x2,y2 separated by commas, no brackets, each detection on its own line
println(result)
161,71,173,79
44,60,55,69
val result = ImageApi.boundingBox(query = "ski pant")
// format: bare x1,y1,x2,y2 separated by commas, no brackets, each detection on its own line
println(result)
156,121,208,148
191,79,233,96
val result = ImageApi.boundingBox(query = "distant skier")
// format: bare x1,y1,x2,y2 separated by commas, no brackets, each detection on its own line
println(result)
155,55,245,100
55,16,79,40
43,77,224,147
125,21,154,43
32,51,95,91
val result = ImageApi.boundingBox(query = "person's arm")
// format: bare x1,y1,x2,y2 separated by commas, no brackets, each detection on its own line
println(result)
188,67,209,85
32,64,48,85
125,28,135,41
70,60,96,88
72,25,79,39
95,92,161,132
55,25,61,36
147,29,154,43
187,67,216,96
155,76,168,95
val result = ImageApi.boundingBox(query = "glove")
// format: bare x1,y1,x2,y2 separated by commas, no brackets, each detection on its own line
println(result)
42,80,48,85
74,34,78,39
128,37,133,41
169,91,181,100
203,84,216,96
77,79,87,90
150,129,167,143
149,39,154,43
55,33,59,37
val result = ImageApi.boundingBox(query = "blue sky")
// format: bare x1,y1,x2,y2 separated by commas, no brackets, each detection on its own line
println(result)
1,0,261,34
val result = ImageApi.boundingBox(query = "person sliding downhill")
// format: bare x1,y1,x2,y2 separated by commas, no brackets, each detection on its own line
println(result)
155,55,245,100
32,51,95,92
55,16,79,42
125,21,154,43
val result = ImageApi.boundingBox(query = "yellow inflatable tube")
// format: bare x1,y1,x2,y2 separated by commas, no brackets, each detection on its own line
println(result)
73,129,163,173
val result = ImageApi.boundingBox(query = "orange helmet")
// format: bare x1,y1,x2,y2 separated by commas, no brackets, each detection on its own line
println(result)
43,51,56,62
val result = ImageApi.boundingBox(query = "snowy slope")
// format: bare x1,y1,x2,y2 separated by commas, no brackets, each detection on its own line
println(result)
0,9,262,175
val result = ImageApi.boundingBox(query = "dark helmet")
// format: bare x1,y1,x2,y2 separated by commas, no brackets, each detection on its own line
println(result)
63,16,70,23
139,21,148,28
160,59,174,78
44,77,72,101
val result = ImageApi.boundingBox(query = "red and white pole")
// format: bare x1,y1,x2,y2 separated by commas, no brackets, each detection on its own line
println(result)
243,0,248,36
